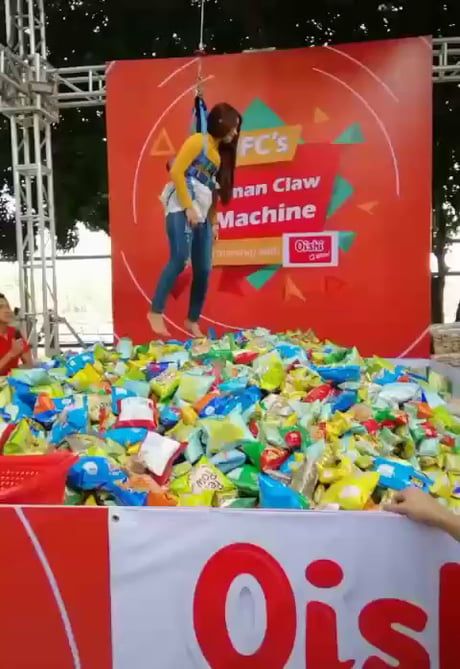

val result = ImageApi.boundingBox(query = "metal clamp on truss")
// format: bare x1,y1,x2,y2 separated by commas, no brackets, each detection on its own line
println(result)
433,37,460,83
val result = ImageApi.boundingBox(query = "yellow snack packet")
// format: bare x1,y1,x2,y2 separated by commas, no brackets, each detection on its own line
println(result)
0,384,12,408
176,373,215,403
94,344,119,363
70,364,102,391
432,406,460,434
285,368,321,392
326,413,353,440
179,491,215,507
445,454,460,474
313,483,326,505
419,456,439,470
181,406,198,426
448,473,460,499
254,352,285,392
317,455,354,484
426,468,452,499
32,383,65,399
170,457,235,496
150,369,180,401
282,413,299,428
321,472,380,511
200,414,251,454
355,454,374,470
167,420,195,443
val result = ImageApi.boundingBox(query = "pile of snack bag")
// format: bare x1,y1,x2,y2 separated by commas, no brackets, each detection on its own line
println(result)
1,327,460,511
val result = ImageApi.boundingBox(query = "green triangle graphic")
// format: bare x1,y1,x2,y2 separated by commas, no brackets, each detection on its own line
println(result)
338,231,357,252
246,264,281,290
327,176,354,219
333,123,365,145
242,98,286,131
241,98,304,144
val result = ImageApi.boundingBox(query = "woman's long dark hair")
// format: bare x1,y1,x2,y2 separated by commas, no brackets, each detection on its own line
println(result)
207,103,242,205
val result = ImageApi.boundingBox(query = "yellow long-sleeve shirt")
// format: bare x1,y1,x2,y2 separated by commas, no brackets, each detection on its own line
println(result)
169,133,221,212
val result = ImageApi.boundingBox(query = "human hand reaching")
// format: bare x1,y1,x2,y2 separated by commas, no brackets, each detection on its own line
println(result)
9,338,24,359
384,487,448,527
185,207,199,226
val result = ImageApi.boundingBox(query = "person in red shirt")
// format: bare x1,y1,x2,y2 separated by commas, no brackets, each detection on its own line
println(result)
0,294,33,375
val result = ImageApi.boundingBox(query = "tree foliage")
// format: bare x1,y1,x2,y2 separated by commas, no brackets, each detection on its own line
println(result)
0,0,459,312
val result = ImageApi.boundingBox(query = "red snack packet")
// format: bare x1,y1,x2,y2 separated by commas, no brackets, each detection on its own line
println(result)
234,350,259,365
422,422,438,439
442,434,455,448
362,419,379,435
147,491,178,507
416,403,433,420
261,446,290,472
249,419,259,438
284,430,302,450
304,384,333,403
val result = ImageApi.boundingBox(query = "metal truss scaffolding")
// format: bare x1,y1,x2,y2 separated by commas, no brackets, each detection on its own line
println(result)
0,10,457,354
433,38,460,83
0,0,106,355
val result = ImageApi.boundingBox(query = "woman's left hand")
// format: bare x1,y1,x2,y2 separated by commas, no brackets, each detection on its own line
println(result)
213,226,219,242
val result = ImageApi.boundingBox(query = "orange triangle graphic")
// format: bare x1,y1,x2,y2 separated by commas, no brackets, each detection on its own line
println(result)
150,128,175,157
285,276,306,302
358,201,379,214
314,108,329,124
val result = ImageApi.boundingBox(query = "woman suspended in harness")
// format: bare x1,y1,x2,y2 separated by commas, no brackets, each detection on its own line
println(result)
148,102,242,338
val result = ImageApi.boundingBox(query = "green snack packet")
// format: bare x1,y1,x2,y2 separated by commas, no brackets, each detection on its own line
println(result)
172,461,192,479
3,420,34,454
374,408,397,423
227,465,260,495
201,349,234,363
227,497,258,508
64,488,85,506
241,440,265,469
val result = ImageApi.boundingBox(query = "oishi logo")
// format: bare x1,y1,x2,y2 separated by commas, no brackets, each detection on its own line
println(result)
294,239,326,254
193,543,459,669
284,233,337,267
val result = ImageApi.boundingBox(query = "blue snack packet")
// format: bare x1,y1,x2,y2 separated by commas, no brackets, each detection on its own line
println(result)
112,386,136,414
104,427,147,447
211,449,246,474
314,365,361,384
331,390,358,414
66,351,95,376
372,457,433,492
159,406,181,429
259,474,309,509
49,400,89,445
68,456,126,490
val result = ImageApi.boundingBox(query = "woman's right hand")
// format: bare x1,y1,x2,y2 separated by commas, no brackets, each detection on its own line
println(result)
185,207,199,226
8,338,24,359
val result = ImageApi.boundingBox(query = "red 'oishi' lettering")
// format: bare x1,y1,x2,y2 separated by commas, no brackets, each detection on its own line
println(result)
306,601,355,668
439,562,460,669
305,559,344,589
193,543,296,668
359,599,429,669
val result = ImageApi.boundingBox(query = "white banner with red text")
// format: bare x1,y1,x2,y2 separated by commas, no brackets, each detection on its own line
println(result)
1,506,460,669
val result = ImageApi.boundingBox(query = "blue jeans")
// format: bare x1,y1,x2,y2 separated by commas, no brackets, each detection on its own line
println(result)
152,211,213,322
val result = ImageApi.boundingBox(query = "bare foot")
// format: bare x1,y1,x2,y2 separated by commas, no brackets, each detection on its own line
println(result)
147,312,170,337
185,319,204,338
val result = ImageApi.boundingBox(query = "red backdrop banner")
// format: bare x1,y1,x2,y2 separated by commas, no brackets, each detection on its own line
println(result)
106,37,432,356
